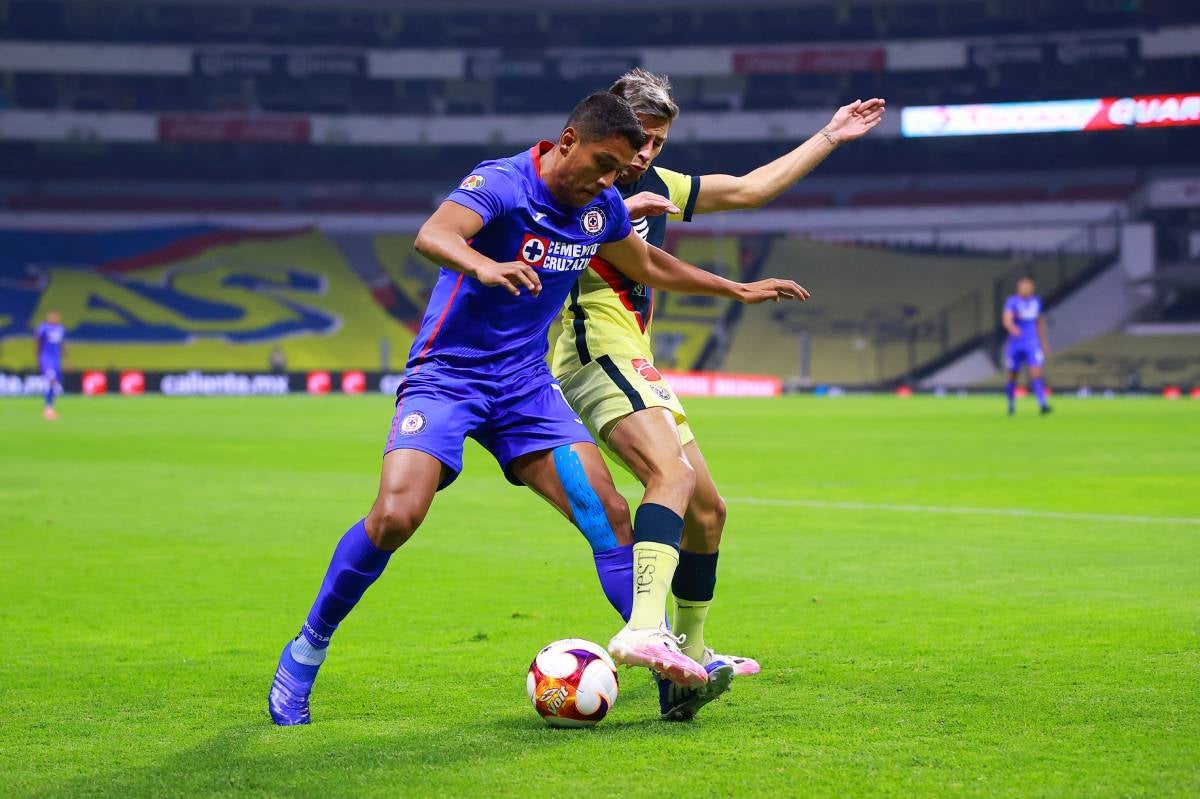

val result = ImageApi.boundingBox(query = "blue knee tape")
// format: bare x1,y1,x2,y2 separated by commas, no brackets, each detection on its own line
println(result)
552,445,618,552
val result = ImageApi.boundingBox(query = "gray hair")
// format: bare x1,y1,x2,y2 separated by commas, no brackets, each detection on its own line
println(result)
609,68,679,122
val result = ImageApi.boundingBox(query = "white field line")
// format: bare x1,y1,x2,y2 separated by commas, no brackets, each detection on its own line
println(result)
727,496,1200,527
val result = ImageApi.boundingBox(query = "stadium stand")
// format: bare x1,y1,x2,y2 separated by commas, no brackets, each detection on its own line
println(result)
0,1,1196,392
2,2,1198,184
649,236,746,369
2,0,1190,47
0,226,415,371
1000,331,1200,390
720,238,1095,385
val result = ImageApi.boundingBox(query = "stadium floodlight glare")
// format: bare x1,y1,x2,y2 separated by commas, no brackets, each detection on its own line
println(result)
901,93,1200,137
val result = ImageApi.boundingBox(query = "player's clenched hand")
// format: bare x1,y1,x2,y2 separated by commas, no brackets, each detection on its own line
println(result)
474,261,542,297
734,279,810,305
624,191,680,219
824,98,886,144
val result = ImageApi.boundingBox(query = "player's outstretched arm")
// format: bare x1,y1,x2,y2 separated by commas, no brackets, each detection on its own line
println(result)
414,201,542,297
692,98,886,214
1038,317,1052,356
598,233,809,305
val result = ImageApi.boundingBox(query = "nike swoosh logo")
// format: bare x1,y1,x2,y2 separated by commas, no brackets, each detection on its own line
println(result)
532,212,546,222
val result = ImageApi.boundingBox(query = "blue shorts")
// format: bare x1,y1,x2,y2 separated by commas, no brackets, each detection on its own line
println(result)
1005,342,1044,371
383,367,593,489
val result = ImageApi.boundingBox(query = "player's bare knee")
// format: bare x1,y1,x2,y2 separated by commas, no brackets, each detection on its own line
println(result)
710,494,728,533
602,491,633,545
366,497,425,550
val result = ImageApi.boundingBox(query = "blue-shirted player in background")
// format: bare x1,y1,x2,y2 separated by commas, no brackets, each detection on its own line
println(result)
268,92,808,725
1003,277,1052,416
35,310,65,421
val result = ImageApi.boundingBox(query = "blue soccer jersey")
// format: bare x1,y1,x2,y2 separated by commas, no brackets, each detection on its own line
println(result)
1004,294,1042,346
406,141,631,378
1003,294,1045,370
36,322,65,374
387,141,632,487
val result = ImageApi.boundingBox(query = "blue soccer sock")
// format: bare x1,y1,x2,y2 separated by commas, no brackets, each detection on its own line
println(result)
298,519,392,650
1031,377,1047,408
289,634,327,667
551,445,633,620
44,386,55,409
1005,380,1016,413
593,544,633,622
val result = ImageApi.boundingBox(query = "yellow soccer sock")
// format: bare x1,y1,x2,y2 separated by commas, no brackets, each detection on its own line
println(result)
673,598,711,661
628,541,679,629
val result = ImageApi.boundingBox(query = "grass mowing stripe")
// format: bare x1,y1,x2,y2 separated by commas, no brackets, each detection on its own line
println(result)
729,497,1200,526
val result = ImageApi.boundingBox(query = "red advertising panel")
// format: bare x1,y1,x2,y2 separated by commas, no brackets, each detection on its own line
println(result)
119,371,145,395
341,370,367,395
82,371,108,396
158,114,311,143
306,371,332,395
661,370,783,398
733,47,885,74
1084,94,1200,130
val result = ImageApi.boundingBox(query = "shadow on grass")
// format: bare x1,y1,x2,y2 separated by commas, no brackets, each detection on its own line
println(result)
36,701,717,797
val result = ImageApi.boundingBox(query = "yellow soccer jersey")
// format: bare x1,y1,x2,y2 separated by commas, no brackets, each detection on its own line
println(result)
552,165,699,375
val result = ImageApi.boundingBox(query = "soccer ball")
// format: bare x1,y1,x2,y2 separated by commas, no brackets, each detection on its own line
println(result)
526,638,619,728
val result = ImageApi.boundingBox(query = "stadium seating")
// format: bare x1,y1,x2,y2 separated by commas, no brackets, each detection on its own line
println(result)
372,234,440,324
651,236,746,369
3,1,1187,48
721,238,1085,385
1009,332,1200,390
0,226,415,371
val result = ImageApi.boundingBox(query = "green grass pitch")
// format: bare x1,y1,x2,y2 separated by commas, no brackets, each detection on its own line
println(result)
2,394,1198,797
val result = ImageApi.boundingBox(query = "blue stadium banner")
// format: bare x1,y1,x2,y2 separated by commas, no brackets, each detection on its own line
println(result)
467,52,638,80
1055,35,1138,64
553,53,640,80
193,49,365,78
969,35,1137,68
968,41,1051,67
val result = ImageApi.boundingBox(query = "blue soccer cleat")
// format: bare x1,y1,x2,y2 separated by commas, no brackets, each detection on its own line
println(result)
269,641,320,726
658,659,735,721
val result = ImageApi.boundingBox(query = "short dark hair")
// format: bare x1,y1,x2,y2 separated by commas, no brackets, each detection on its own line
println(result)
564,91,646,151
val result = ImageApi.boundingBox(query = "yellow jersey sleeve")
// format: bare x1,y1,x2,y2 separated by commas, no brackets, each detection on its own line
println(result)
654,166,701,223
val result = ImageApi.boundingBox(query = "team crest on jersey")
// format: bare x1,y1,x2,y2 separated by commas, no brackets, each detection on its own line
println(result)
399,411,427,435
460,174,485,190
631,358,663,382
650,384,672,401
581,207,606,236
519,233,550,267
